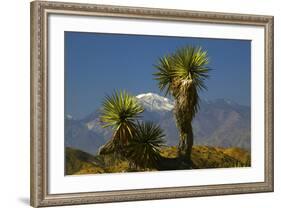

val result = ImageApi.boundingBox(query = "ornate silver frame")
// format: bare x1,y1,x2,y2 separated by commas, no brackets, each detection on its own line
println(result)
30,1,274,207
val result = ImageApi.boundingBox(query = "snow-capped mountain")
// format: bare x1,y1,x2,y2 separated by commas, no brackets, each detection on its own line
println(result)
65,93,251,155
136,92,174,112
66,114,73,120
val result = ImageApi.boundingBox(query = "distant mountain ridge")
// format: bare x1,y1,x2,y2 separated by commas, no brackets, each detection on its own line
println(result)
66,93,251,155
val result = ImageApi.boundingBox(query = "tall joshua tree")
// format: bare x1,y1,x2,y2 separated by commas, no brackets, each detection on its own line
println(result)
154,46,210,164
99,90,144,155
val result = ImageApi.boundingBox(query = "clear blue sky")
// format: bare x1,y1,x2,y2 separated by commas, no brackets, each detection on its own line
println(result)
65,32,251,119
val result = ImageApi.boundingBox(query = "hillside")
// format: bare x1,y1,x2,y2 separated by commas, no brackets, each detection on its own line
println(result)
65,146,251,175
65,147,101,175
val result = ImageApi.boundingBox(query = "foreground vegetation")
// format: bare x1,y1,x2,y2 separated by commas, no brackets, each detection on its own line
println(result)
65,146,251,175
154,46,211,164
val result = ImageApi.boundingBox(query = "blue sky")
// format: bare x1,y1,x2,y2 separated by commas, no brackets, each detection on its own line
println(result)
65,32,251,119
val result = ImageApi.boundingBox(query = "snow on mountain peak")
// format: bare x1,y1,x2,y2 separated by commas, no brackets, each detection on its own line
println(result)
136,92,174,112
66,114,73,119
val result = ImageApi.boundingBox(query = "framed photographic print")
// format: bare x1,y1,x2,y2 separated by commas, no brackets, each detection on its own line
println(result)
30,1,274,207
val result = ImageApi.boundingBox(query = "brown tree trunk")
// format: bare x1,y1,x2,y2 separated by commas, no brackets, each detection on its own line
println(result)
178,122,193,165
185,123,193,163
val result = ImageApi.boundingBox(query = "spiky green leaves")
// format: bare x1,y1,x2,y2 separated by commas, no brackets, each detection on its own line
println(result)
172,46,210,92
153,56,174,96
99,92,166,169
101,90,144,128
154,46,210,120
100,90,144,146
126,122,166,169
154,46,210,96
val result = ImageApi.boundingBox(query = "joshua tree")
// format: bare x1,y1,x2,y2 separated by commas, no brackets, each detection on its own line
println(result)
126,121,165,169
154,46,210,164
99,90,144,155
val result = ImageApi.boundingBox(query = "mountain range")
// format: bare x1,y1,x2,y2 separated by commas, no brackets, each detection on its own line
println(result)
65,92,251,155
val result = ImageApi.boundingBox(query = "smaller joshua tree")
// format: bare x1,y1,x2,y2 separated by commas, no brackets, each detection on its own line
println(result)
126,121,166,169
99,90,144,155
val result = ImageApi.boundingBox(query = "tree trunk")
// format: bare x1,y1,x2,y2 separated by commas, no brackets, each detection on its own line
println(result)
185,123,193,163
178,122,193,165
